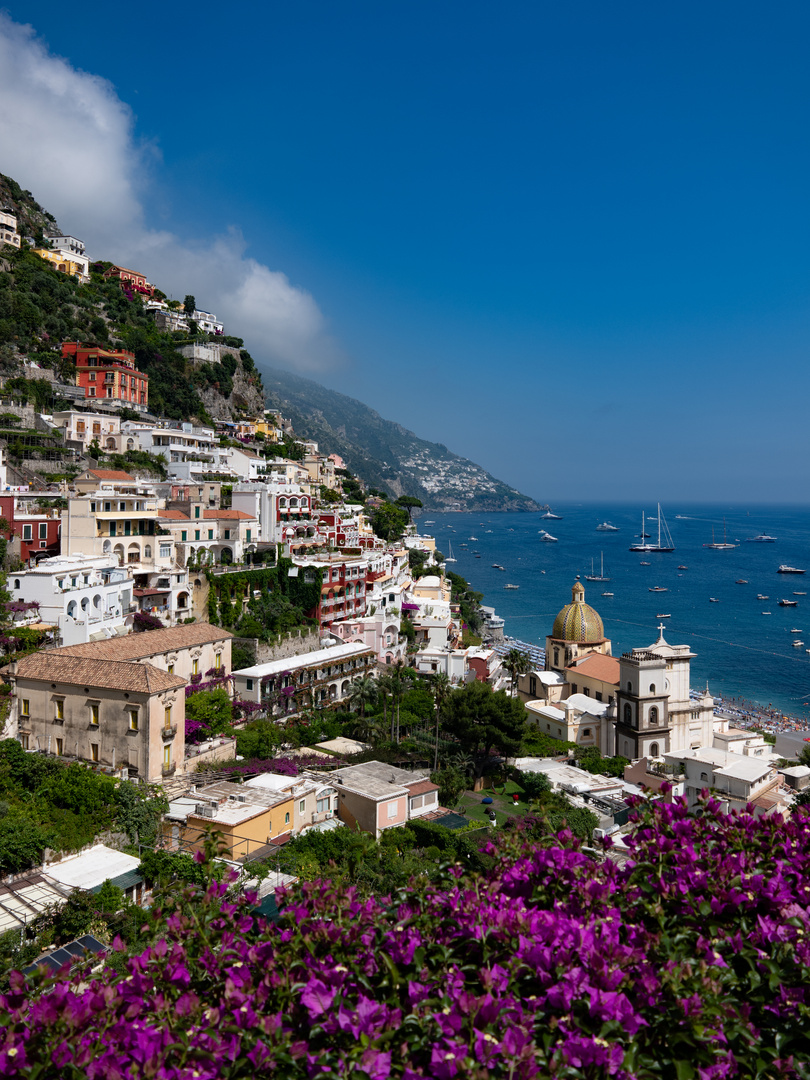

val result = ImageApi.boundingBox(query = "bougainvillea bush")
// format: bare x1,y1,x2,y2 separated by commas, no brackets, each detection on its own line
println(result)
2,797,810,1078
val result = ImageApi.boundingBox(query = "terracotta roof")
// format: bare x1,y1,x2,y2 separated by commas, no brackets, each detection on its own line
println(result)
158,510,191,520
406,779,439,797
203,509,254,520
56,622,233,661
566,652,620,685
87,470,135,481
5,653,184,694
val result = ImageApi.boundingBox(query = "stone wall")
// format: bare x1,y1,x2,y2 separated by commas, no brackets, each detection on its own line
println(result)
185,736,237,770
234,627,323,665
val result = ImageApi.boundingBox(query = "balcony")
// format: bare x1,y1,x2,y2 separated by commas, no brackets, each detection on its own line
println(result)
161,725,178,740
162,762,177,777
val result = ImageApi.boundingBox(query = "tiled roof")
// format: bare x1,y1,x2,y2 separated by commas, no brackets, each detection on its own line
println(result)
203,509,254,520
87,470,135,481
5,653,184,694
406,779,439,797
56,622,233,661
158,510,190,520
566,652,620,684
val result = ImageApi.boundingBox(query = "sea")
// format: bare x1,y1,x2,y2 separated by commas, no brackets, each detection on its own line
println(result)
417,504,810,723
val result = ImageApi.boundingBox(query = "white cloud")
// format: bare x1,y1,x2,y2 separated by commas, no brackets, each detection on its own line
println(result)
0,14,337,371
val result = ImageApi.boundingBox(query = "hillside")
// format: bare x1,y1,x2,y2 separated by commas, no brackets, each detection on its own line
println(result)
262,365,540,512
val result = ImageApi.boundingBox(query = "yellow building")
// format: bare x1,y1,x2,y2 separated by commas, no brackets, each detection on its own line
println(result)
33,247,90,282
163,781,295,860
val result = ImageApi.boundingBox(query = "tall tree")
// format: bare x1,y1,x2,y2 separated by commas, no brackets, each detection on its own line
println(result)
441,680,526,775
347,676,377,719
502,648,531,696
183,294,196,314
430,671,452,771
395,496,423,522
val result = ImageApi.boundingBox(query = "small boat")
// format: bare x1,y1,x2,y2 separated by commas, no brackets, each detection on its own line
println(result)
469,536,478,541
678,565,688,570
601,591,614,597
445,542,457,564
744,534,777,542
640,560,651,566
424,520,435,524
710,597,720,603
762,611,772,615
795,592,807,596
675,514,690,520
656,613,671,619
793,641,805,648
538,530,558,542
596,522,619,531
757,594,769,600
541,509,562,519
779,599,799,607
504,584,519,589
475,554,481,558
778,566,806,575
735,579,748,584
496,566,506,571
649,586,668,593
790,628,802,633
491,563,502,568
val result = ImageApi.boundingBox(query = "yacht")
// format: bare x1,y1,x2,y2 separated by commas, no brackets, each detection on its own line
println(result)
757,594,769,601
504,583,519,590
779,599,799,607
744,534,777,542
538,530,558,542
584,552,610,582
596,522,619,531
795,591,808,596
709,597,720,603
639,560,651,566
629,504,675,553
778,566,806,575
704,518,736,550
540,508,562,520
656,613,671,619
793,641,805,648
678,565,688,570
762,611,772,615
601,591,614,597
649,586,668,593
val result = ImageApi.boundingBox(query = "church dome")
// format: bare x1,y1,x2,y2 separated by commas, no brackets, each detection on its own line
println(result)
551,580,604,642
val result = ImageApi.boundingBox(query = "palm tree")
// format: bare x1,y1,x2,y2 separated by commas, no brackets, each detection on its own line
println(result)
503,648,531,697
430,671,452,771
347,676,377,719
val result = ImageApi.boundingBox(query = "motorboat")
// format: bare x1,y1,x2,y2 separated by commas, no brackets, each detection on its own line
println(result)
736,579,748,584
678,565,688,570
778,566,806,574
640,560,651,566
491,563,502,569
629,504,675,552
790,628,802,634
762,611,772,615
757,594,769,600
601,591,613,597
793,641,805,648
710,598,720,603
538,530,558,542
744,534,777,542
795,592,808,596
649,586,668,593
596,522,619,531
779,599,799,607
469,536,478,541
540,509,562,519
656,613,671,619
504,584,519,589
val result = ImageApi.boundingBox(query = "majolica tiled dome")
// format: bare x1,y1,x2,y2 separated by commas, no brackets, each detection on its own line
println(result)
551,580,604,642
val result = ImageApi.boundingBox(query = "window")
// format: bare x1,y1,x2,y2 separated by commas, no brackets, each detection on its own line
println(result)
90,743,99,763
627,682,632,692
194,530,200,541
192,659,199,676
649,684,656,694
595,692,603,702
163,745,171,769
181,530,187,542
128,709,139,731
39,523,47,539
22,525,32,541
56,738,63,756
19,734,28,750
215,653,222,670
316,795,330,813
89,703,99,726
55,699,64,721
246,678,254,691
624,703,632,723
194,506,200,519
650,707,659,724
284,812,290,824
208,529,213,540
582,728,592,738
553,650,559,666
529,677,536,696
299,799,306,813
164,706,172,729
160,543,171,559
246,530,251,541
650,743,659,758
387,801,399,819
89,388,96,397
104,502,111,512
90,502,96,512
21,699,29,716
571,684,577,694
224,529,230,540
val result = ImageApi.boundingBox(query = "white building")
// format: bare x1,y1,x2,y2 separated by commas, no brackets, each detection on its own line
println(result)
524,694,613,755
663,747,782,815
245,772,338,835
0,209,21,249
192,309,224,335
53,412,128,453
232,641,376,714
9,554,134,645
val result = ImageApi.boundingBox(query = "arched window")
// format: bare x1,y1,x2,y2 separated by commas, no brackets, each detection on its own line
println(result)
93,594,102,609
279,497,287,508
143,545,152,559
700,771,709,782
649,706,658,724
553,650,559,666
13,579,19,590
623,703,632,723
102,540,111,554
649,683,656,694
627,681,632,692
649,742,659,758
290,497,299,507
67,600,77,618
301,497,308,507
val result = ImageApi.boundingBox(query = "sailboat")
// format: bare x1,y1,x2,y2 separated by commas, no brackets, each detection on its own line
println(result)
444,541,457,563
584,552,610,582
703,518,736,550
628,504,675,553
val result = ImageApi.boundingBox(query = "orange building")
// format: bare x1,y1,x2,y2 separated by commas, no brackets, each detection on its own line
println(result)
62,342,148,408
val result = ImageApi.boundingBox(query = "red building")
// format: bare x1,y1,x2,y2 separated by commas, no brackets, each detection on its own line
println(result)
102,264,155,297
62,343,148,408
0,496,61,564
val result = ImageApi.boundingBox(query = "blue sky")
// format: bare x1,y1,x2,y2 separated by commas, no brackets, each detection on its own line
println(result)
1,2,809,503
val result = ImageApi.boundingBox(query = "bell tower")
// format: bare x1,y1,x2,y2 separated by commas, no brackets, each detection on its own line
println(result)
614,647,670,760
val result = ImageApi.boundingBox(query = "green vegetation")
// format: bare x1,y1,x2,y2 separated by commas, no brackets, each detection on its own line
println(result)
446,569,484,634
369,498,409,541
